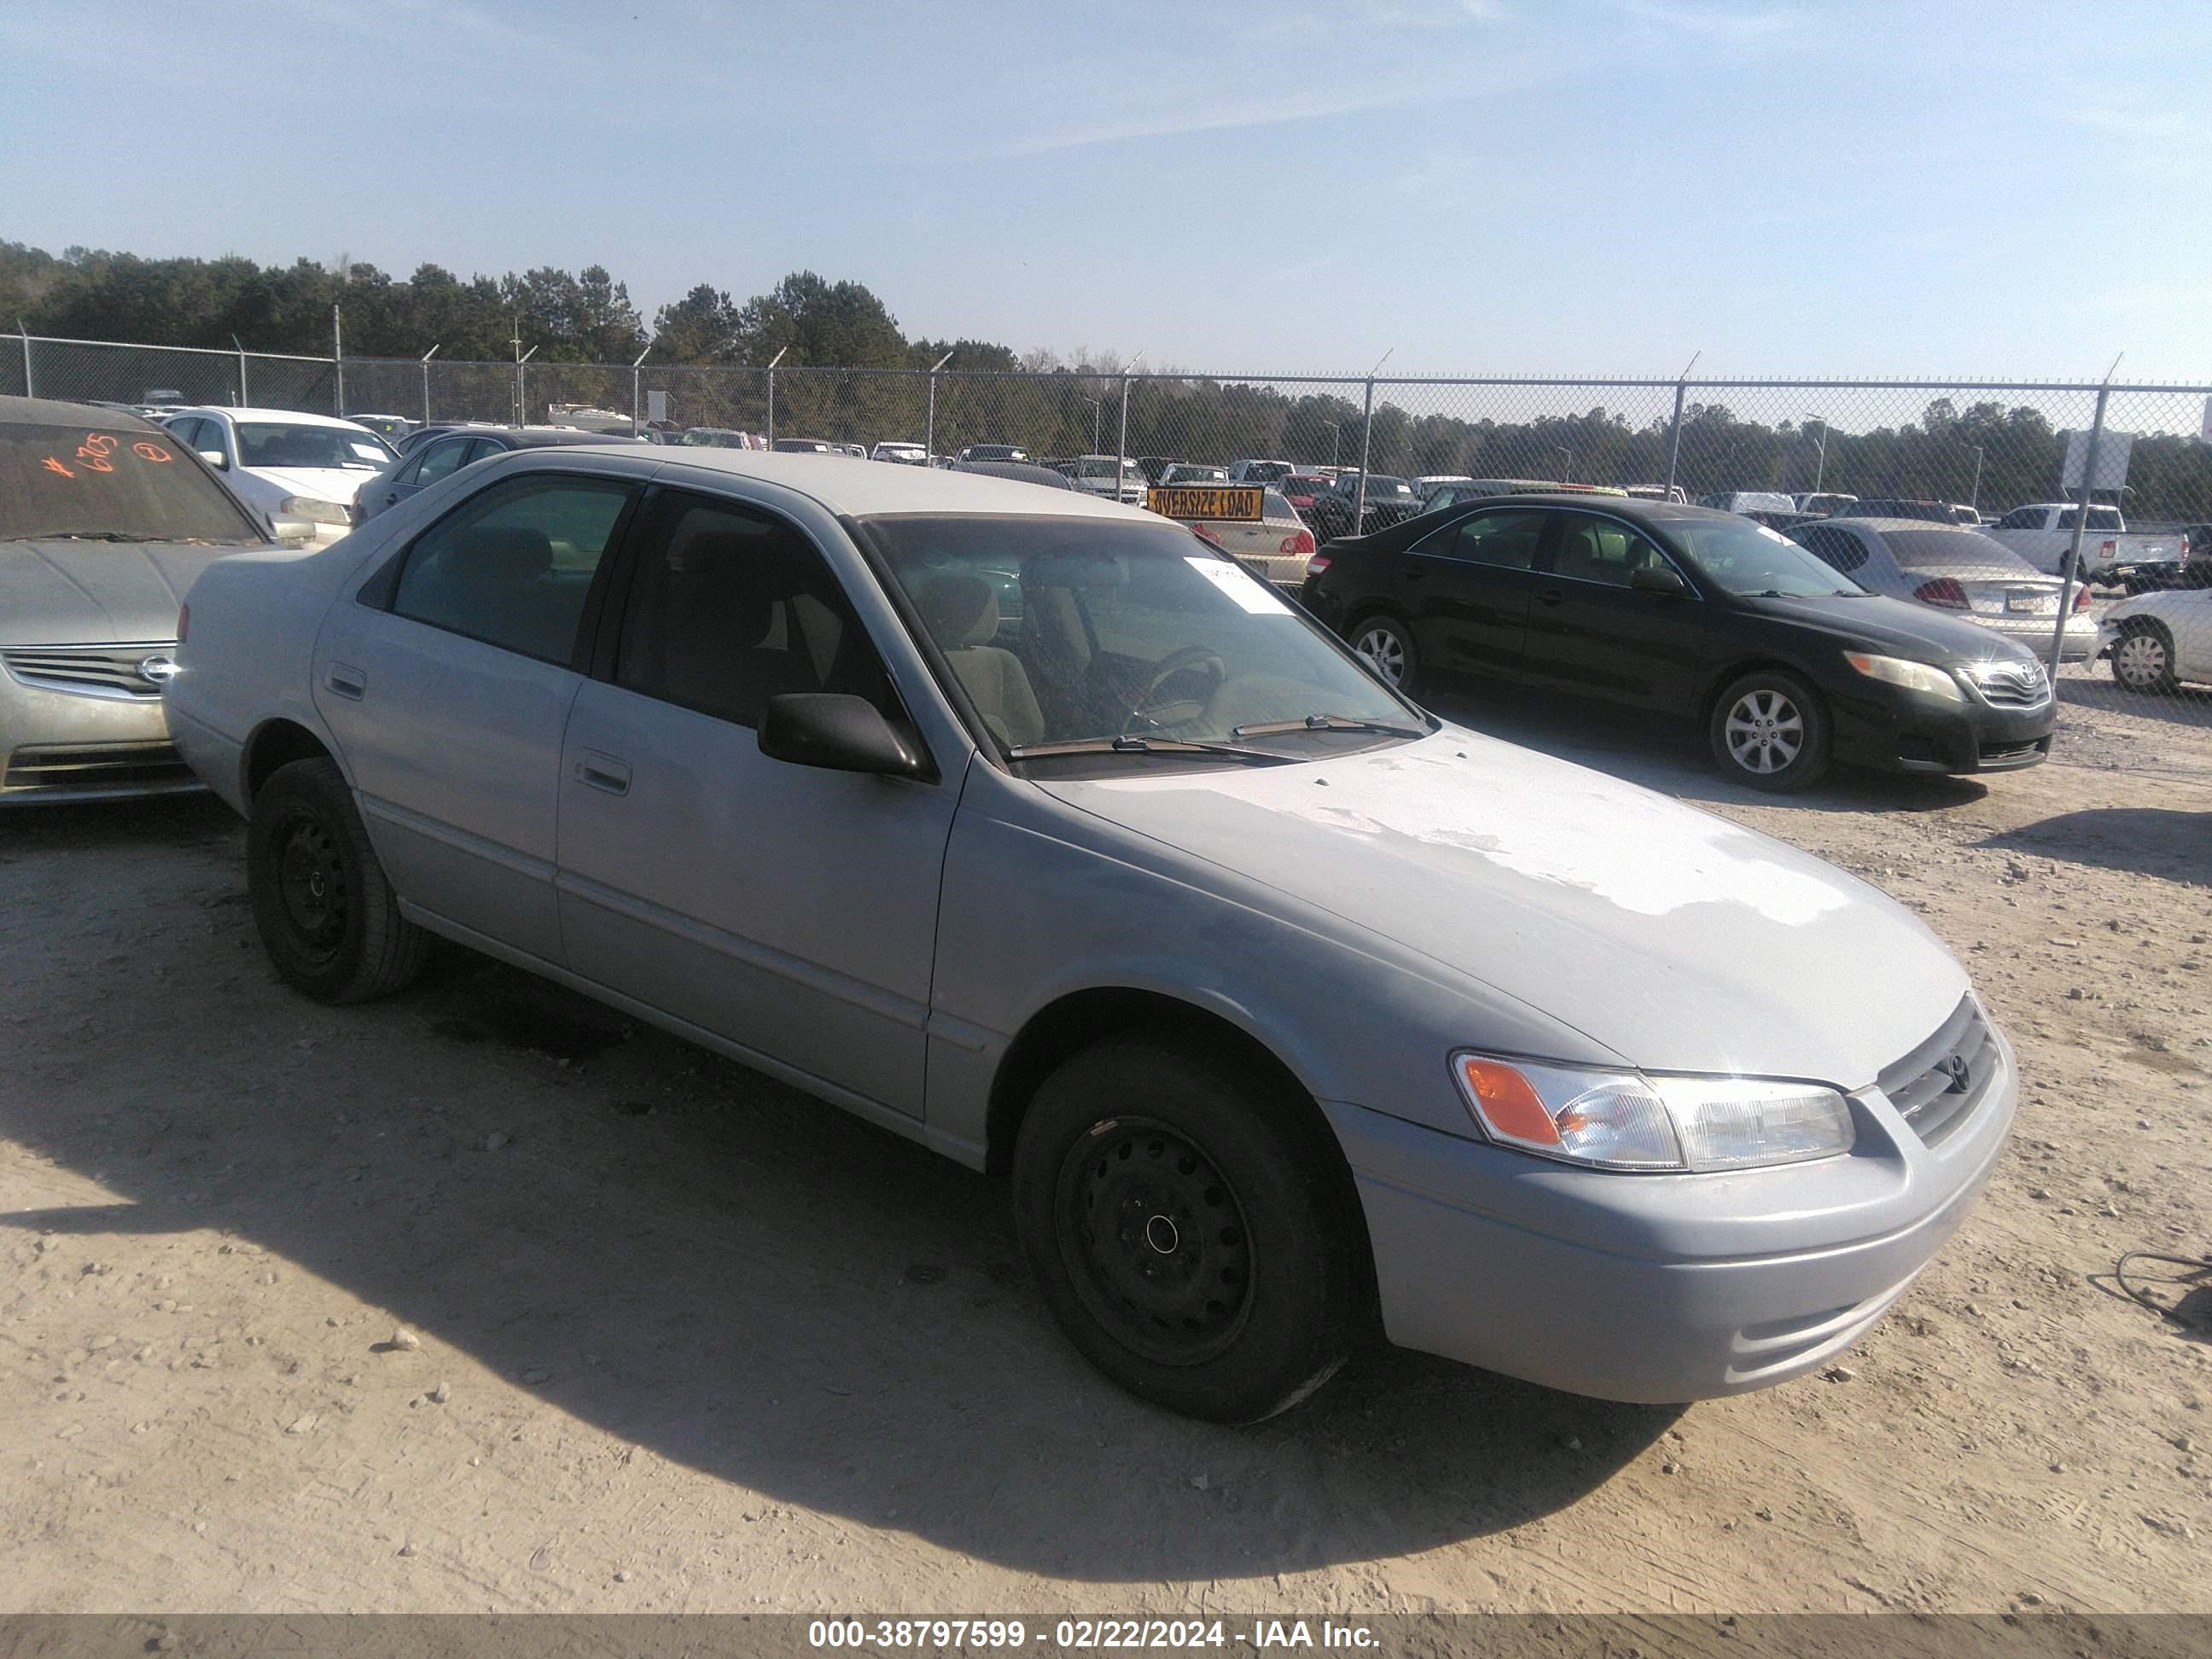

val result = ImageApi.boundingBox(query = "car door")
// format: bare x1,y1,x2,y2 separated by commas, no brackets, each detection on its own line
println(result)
1520,509,1708,713
313,467,642,964
554,486,961,1119
1396,508,1549,683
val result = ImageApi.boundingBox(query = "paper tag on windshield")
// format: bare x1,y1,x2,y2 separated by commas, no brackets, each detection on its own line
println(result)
1186,556,1292,615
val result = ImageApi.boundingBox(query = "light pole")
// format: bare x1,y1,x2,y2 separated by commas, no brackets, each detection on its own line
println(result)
1322,421,1341,470
765,345,788,445
1084,397,1103,454
1115,350,1144,501
1967,444,1986,511
419,342,439,427
924,349,952,463
1805,415,1828,492
515,343,538,427
1554,445,1574,482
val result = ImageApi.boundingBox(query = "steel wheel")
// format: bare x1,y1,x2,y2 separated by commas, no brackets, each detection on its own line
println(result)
1055,1116,1254,1367
2112,625,2176,693
1723,687,1805,776
1353,621,1409,687
271,810,350,963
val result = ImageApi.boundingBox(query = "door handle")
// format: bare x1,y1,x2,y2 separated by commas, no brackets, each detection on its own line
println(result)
1536,588,1566,607
573,750,632,796
1395,560,1427,582
326,664,366,699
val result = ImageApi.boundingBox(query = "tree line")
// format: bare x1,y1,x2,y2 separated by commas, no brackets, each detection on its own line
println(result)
6,241,2206,520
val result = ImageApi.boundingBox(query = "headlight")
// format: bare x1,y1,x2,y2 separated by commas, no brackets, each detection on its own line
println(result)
279,494,351,527
1452,1053,1854,1173
1843,652,1964,701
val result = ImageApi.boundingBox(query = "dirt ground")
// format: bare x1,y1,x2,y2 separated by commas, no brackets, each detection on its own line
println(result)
3,678,2209,1618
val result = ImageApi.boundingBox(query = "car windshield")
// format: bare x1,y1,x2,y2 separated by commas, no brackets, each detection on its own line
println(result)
236,422,393,470
0,422,265,543
863,515,1423,758
1672,515,1869,597
1172,467,1229,482
1239,462,1290,481
1077,457,1130,478
1361,477,1414,498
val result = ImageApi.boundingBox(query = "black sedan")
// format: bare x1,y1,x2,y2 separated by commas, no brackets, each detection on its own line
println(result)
1307,474,1425,540
356,427,638,522
1300,494,2055,791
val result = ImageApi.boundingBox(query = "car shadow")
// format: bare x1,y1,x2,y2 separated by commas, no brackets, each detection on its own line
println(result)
1421,684,1990,815
0,840,1680,1581
1976,808,2212,884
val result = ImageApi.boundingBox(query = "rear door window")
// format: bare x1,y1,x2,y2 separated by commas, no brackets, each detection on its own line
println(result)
415,437,475,486
1435,509,1546,569
389,474,637,665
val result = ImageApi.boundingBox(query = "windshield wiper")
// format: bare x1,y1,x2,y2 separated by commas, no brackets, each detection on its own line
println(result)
1231,713,1430,740
1007,735,1296,765
22,532,166,543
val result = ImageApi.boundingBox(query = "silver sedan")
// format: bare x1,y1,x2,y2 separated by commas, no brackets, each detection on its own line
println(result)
1789,517,2099,661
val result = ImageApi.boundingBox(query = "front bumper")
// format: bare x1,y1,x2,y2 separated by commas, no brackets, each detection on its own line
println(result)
1330,1016,2017,1402
1831,683,2054,775
0,655,201,804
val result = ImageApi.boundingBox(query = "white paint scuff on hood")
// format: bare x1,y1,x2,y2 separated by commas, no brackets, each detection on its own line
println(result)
1038,725,1969,1086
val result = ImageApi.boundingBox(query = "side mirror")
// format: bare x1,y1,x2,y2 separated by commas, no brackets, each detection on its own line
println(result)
269,515,317,546
197,449,228,470
759,693,926,777
1629,565,1688,597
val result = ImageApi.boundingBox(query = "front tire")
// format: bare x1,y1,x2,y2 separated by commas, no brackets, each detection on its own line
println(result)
1011,1036,1363,1423
1708,669,1831,791
2110,621,2179,694
1349,611,1422,697
247,757,428,1004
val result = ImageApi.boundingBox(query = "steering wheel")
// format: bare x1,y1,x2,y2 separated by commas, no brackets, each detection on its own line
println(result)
1122,646,1227,733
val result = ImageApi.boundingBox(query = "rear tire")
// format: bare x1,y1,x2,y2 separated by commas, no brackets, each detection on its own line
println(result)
1011,1035,1363,1423
1708,669,1831,791
1348,611,1422,698
2110,620,2179,694
247,757,428,1004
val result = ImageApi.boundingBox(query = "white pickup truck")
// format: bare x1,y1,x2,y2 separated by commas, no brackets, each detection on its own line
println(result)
1982,503,2188,590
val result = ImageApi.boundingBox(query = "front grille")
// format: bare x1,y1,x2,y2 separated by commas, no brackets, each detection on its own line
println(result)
3,741,189,792
2,642,177,701
1877,995,1996,1149
1960,657,2050,709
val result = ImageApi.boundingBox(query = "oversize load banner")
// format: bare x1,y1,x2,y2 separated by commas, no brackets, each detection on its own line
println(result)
1148,485,1264,522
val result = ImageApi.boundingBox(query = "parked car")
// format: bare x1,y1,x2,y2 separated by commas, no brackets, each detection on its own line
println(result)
1832,498,1962,525
346,414,415,443
356,428,635,522
871,440,928,465
770,438,839,455
1280,474,1332,521
1135,456,1179,484
1792,492,1858,516
2094,586,2212,694
1,396,276,801
1158,463,1231,486
162,406,396,545
1787,519,2098,662
1413,474,1475,494
1301,494,2055,790
958,444,1029,463
679,427,765,451
1695,491,1801,527
165,448,2017,1419
1159,487,1316,587
1982,502,2188,589
1226,459,1295,485
1069,454,1146,504
394,422,499,459
1422,479,1610,512
1308,474,1425,540
949,459,1076,490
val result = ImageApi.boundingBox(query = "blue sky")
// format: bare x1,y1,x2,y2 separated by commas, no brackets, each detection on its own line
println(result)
4,0,2208,377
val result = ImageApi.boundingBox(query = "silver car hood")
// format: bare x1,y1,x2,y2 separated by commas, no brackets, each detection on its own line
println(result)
1038,727,1967,1086
0,539,238,645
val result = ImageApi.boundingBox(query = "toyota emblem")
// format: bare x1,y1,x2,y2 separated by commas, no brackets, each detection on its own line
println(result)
1943,1053,1972,1093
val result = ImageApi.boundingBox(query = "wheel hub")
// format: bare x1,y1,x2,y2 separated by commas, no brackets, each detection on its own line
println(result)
274,813,348,956
1060,1118,1253,1365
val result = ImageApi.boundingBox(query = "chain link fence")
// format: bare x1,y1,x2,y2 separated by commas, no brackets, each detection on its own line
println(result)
11,331,2210,765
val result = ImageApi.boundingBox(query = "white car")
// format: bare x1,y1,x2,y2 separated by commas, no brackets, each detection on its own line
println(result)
1068,455,1145,504
163,407,395,544
2095,586,2212,693
871,441,928,465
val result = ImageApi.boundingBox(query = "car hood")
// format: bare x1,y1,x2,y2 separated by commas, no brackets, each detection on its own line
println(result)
0,539,240,644
1038,730,1966,1086
1738,591,2038,661
243,465,382,507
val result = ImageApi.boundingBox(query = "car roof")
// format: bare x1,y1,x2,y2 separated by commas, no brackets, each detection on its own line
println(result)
1837,517,1996,536
172,405,384,431
1445,492,1743,525
0,393,164,429
605,446,1142,518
